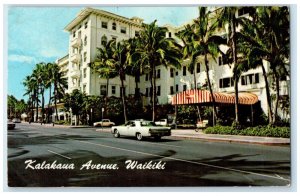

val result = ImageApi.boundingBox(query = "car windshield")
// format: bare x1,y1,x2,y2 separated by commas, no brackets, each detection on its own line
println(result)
141,121,157,127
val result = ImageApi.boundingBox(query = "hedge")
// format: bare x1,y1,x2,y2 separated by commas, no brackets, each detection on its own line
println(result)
204,125,290,138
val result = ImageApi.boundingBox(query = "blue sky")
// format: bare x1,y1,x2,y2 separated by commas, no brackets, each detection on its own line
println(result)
7,6,199,101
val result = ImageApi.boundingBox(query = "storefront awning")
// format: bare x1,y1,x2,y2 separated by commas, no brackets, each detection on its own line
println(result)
171,89,258,105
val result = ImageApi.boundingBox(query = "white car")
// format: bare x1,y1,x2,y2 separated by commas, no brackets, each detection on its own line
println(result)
111,120,171,141
93,119,115,127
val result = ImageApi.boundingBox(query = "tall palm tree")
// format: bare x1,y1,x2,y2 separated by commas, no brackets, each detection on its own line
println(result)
238,6,289,124
32,62,48,123
136,20,182,121
217,7,244,125
90,40,118,118
190,7,226,122
109,40,133,122
23,75,36,122
52,63,68,121
45,63,54,123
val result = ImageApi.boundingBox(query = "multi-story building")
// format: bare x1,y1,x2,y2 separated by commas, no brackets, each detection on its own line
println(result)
63,7,143,97
58,7,290,120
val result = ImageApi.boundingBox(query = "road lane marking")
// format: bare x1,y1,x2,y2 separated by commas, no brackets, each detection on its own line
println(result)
47,150,72,160
77,140,290,183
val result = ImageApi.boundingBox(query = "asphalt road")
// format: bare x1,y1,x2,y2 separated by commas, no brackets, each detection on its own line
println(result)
7,123,291,187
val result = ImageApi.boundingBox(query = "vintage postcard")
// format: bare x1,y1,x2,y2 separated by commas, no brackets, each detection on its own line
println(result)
6,5,291,188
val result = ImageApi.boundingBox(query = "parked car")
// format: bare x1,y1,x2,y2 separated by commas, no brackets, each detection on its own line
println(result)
155,118,176,129
93,119,115,127
12,118,21,123
155,119,168,126
111,120,171,141
8,119,15,130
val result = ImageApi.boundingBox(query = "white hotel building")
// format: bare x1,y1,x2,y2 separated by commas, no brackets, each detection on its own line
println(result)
57,7,290,120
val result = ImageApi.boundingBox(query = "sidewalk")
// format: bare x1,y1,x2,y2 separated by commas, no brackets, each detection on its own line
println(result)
171,129,290,145
27,122,91,129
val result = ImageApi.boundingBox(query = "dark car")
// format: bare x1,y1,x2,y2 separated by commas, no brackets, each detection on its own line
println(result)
8,119,15,130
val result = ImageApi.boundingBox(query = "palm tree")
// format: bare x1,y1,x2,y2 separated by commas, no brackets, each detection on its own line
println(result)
52,63,68,121
238,6,289,124
217,7,244,125
90,40,118,118
109,40,133,122
190,7,226,122
32,62,48,123
23,75,35,122
136,20,182,121
45,63,54,123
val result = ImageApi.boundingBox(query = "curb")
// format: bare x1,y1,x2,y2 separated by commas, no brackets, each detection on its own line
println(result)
170,134,290,146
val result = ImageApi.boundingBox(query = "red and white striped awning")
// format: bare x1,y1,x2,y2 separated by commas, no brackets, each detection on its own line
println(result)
171,89,258,105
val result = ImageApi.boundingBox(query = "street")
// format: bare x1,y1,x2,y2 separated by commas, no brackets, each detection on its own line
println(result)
7,123,291,187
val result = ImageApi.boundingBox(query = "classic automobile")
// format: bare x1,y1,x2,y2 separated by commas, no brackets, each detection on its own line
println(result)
8,119,15,130
93,119,115,127
111,120,171,141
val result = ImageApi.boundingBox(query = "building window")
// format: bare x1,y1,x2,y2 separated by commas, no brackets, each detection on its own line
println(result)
157,86,161,96
84,36,87,46
100,85,107,96
72,31,76,38
176,84,179,92
83,52,87,62
145,74,148,81
248,74,254,84
176,71,178,76
219,77,233,88
102,21,108,29
169,32,172,38
183,66,187,76
241,76,247,85
112,22,117,30
218,56,223,66
157,69,161,78
83,84,86,93
84,22,88,29
101,35,107,46
255,73,259,83
196,63,201,73
183,84,187,91
170,68,174,77
83,68,87,78
78,25,81,29
170,86,174,95
120,26,126,34
111,85,116,95
135,31,139,37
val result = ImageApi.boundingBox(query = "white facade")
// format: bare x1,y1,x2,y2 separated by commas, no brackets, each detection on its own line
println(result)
59,7,290,119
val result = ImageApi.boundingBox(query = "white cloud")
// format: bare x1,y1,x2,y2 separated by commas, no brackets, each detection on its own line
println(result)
8,54,36,64
40,47,65,58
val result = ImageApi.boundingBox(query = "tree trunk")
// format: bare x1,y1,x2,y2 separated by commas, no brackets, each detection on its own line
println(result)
261,64,273,124
54,85,59,121
273,70,280,124
231,17,239,125
204,54,218,122
105,77,109,117
47,85,52,123
193,67,201,121
120,73,128,122
41,88,45,124
35,89,39,122
152,66,157,121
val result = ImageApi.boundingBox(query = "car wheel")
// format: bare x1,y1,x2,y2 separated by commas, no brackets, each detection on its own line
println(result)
114,130,120,138
136,133,143,141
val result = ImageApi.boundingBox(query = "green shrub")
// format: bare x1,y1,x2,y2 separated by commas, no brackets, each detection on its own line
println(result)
204,125,290,138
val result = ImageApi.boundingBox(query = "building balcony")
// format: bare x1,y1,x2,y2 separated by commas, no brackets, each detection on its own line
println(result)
71,38,82,48
70,69,80,78
70,53,81,63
